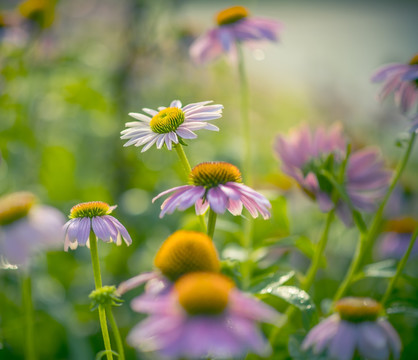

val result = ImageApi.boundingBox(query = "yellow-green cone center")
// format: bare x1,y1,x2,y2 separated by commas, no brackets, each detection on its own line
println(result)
335,297,382,323
154,230,220,281
409,54,418,66
70,201,112,218
175,273,235,315
0,192,36,226
189,162,242,189
216,6,249,26
385,217,417,233
150,107,185,134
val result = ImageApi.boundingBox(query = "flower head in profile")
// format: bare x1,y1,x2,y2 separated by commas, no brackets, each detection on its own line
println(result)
128,272,280,359
121,100,222,152
0,192,65,268
152,161,271,219
64,201,132,251
371,54,418,115
274,124,392,226
378,217,418,260
190,5,283,64
302,297,401,360
118,230,220,296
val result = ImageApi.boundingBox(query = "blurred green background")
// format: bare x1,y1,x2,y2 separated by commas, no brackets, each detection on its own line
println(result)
0,0,417,359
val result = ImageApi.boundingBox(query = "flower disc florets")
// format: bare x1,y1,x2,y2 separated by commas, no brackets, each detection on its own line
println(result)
216,6,250,26
0,192,36,226
89,285,123,310
385,217,417,233
150,107,185,134
175,272,235,315
154,231,220,281
69,201,113,219
189,162,242,189
335,297,382,323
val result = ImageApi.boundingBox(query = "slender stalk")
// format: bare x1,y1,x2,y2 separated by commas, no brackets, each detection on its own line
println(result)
269,210,335,345
22,276,35,360
89,232,113,360
381,227,418,306
174,143,192,175
207,209,217,239
333,132,416,303
237,43,252,186
174,144,207,232
301,209,335,291
106,305,125,360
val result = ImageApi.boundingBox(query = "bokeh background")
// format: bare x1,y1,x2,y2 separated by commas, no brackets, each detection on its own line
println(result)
0,0,417,359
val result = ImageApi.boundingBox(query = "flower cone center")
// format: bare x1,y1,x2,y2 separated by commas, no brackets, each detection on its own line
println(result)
409,54,418,65
216,6,249,26
150,107,185,134
385,217,417,233
70,201,112,218
335,297,382,322
154,230,220,281
0,192,36,226
175,273,234,315
189,162,242,188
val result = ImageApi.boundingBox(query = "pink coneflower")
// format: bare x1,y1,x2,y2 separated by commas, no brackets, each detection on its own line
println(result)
274,124,392,225
152,161,271,219
117,230,220,296
128,272,280,359
190,5,283,64
64,201,132,251
371,54,418,115
0,192,65,268
302,297,401,360
121,100,222,152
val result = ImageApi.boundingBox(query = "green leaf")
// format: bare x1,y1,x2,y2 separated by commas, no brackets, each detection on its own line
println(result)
265,236,326,267
95,350,119,360
386,303,418,318
259,285,319,329
354,259,397,282
250,271,295,293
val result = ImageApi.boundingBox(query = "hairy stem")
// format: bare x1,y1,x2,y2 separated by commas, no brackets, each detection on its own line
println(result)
106,305,125,360
207,208,217,239
89,232,113,360
174,144,207,232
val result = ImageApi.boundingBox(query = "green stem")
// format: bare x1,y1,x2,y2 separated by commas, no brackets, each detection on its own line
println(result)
106,305,125,360
381,227,418,306
89,232,113,360
237,43,252,186
174,143,192,175
333,132,416,304
22,276,35,360
269,210,335,345
207,208,217,238
174,144,207,232
301,209,335,291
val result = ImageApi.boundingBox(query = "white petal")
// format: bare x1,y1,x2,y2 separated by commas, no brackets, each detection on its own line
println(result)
128,112,152,122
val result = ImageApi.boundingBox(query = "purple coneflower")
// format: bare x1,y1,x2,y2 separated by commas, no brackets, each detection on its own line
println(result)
371,54,418,115
274,124,392,225
64,201,132,251
128,272,280,359
121,100,222,152
378,217,418,259
0,192,65,268
118,230,220,296
190,5,283,64
152,161,271,219
302,297,401,360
